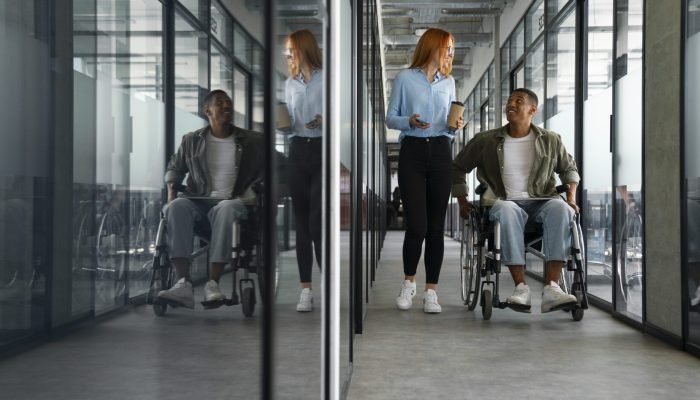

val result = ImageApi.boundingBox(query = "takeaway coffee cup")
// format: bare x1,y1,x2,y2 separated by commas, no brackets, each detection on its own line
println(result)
447,101,465,132
276,102,291,130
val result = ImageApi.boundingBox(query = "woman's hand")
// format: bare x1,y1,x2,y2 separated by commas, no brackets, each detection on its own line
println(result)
456,115,464,130
305,114,322,129
409,114,431,129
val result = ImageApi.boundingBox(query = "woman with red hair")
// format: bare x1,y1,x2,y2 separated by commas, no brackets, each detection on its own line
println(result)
386,28,463,313
284,29,323,312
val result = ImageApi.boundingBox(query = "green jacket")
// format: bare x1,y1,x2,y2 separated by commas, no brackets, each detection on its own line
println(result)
451,123,580,206
165,125,264,204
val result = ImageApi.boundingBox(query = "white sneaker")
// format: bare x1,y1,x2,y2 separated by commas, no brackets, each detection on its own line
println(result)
157,277,194,309
541,281,577,313
691,286,700,307
204,280,225,302
395,280,416,310
423,289,442,313
506,283,532,307
296,288,313,312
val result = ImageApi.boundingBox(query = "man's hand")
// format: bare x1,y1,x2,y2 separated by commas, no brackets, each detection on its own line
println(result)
566,183,579,213
457,196,474,219
167,182,177,204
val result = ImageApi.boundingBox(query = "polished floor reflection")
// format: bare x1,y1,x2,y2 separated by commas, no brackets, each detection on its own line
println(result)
348,231,700,400
0,278,261,400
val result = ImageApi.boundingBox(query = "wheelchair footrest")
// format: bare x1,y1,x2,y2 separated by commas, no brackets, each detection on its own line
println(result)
502,302,532,313
155,298,194,310
201,298,238,309
548,301,578,312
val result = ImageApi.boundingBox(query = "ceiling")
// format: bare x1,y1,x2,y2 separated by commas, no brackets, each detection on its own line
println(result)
380,1,507,96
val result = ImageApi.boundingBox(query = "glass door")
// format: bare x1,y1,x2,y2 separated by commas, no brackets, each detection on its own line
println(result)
583,0,614,304
613,0,644,319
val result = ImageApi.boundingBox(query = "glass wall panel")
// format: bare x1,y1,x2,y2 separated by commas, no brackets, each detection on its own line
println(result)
174,10,208,145
545,8,576,152
0,0,51,344
613,0,643,318
583,0,614,303
273,5,325,397
179,0,207,23
527,0,546,46
211,44,233,110
234,25,252,67
686,0,700,348
526,38,545,126
501,41,510,79
501,77,510,126
233,66,249,129
210,0,232,50
548,0,572,21
511,21,525,65
70,0,166,315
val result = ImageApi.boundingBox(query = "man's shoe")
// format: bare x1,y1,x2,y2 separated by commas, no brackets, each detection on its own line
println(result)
395,280,416,310
541,281,577,313
506,283,532,311
423,289,442,313
691,286,700,307
204,280,225,302
157,277,194,309
296,288,313,312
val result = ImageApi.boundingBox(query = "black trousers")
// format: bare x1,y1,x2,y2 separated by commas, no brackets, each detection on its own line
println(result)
398,136,452,284
289,137,322,283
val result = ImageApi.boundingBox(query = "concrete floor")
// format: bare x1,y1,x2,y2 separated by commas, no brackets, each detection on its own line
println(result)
0,248,324,400
347,231,700,400
1,231,699,400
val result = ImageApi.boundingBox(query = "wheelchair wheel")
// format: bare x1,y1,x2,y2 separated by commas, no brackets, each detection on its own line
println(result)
241,287,256,317
152,254,172,317
153,301,168,316
571,282,585,321
482,289,493,320
460,215,481,311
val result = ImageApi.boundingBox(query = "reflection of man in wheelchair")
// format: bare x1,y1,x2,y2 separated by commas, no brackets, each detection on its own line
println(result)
453,88,583,316
155,89,264,310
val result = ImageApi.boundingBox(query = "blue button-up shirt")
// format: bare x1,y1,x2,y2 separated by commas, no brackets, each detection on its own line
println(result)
386,68,456,142
285,69,323,138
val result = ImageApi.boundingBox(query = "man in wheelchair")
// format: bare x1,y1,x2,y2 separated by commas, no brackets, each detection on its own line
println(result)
452,88,579,313
156,89,264,309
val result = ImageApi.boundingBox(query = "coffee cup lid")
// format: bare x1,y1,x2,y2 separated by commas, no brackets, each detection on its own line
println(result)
452,101,464,106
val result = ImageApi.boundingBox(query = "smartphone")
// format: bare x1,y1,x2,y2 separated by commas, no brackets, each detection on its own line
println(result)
416,118,429,125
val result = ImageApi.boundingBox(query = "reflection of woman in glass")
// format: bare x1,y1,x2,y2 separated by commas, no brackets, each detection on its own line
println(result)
284,29,323,312
386,28,461,313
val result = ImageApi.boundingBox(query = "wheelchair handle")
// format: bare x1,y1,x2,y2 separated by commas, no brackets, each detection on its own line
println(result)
556,184,569,194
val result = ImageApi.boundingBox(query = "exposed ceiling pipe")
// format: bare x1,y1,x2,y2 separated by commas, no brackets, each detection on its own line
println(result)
383,33,491,47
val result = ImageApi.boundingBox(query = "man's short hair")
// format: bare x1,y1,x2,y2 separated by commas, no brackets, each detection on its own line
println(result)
202,89,229,112
512,88,538,107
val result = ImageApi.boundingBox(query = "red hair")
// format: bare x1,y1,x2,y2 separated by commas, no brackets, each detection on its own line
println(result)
409,28,454,77
286,29,322,77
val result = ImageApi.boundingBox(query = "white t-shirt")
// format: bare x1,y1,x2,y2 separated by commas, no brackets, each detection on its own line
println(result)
205,133,237,198
502,130,536,200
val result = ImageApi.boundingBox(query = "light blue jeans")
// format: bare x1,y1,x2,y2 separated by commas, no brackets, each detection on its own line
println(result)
164,198,248,263
488,198,575,266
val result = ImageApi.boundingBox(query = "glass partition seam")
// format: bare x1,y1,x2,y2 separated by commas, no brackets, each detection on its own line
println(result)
263,0,275,397
681,0,689,347
641,0,647,325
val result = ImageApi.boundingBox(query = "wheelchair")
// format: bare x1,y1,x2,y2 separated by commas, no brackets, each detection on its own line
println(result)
460,184,589,321
146,184,266,318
